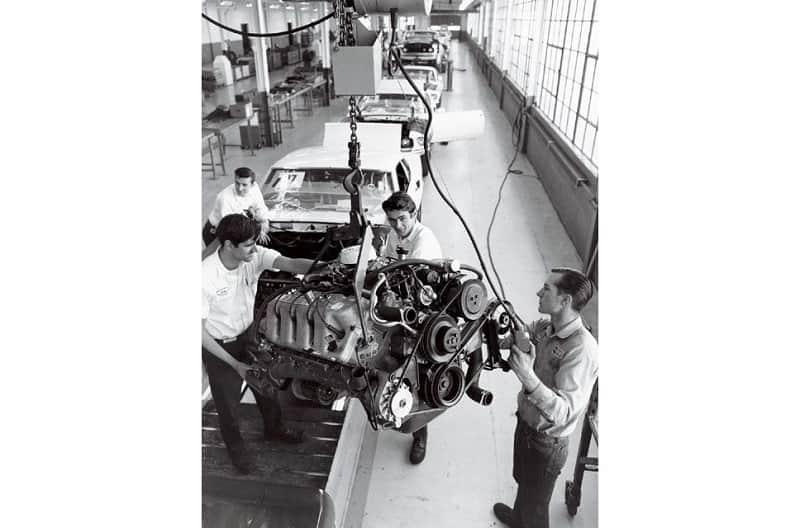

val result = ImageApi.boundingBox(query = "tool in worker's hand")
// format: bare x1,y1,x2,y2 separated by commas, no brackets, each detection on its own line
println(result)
505,304,533,355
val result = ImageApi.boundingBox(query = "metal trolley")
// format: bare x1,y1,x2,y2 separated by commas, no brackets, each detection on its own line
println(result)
565,378,598,516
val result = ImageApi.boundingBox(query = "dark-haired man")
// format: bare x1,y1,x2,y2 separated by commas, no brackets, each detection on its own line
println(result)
493,268,598,528
381,191,441,261
202,167,270,246
202,213,315,474
380,191,442,465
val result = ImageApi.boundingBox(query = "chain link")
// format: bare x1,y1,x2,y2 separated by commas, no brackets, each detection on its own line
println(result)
335,0,360,170
334,0,356,47
348,96,360,170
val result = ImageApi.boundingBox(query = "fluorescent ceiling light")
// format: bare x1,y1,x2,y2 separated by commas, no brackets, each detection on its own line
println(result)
458,0,472,9
219,0,233,6
269,5,280,8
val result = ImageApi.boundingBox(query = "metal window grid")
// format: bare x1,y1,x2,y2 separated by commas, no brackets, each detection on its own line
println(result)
507,0,538,94
491,0,510,66
537,0,599,167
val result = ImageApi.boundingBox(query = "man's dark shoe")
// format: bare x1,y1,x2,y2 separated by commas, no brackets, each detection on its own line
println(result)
265,426,305,444
230,451,258,475
409,436,426,465
493,503,518,527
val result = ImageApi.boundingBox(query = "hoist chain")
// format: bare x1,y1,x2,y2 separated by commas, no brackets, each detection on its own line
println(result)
335,0,356,47
348,95,361,170
334,0,360,171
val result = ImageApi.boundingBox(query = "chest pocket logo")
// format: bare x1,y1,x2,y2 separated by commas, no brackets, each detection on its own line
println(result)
549,343,567,370
216,287,230,296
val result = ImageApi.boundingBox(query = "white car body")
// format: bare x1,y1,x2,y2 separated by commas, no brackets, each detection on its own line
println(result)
399,65,443,109
399,31,447,72
260,119,485,258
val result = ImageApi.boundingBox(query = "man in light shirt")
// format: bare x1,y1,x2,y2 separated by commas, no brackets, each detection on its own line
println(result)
203,166,270,246
379,191,442,465
381,191,441,261
202,213,316,475
493,268,598,528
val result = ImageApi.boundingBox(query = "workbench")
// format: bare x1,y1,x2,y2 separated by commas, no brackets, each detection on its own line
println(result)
202,127,226,180
271,77,327,129
201,114,258,179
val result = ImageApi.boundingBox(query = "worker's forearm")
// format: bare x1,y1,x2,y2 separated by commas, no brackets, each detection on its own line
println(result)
201,327,241,370
276,256,317,275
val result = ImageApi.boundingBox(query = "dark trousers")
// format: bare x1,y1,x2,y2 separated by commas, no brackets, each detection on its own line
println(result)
511,417,570,528
412,425,427,442
202,220,216,247
202,330,284,459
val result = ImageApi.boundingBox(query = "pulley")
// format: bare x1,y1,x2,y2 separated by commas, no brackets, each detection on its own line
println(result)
422,363,466,408
421,312,461,363
442,278,488,321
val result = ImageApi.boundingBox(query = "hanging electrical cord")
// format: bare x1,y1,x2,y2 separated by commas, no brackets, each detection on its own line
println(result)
486,31,539,301
486,103,527,299
388,46,516,322
201,11,336,38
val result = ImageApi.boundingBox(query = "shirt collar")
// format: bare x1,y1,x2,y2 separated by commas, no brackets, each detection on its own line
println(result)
550,316,584,339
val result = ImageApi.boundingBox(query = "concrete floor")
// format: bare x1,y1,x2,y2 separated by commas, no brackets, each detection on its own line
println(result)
202,40,598,528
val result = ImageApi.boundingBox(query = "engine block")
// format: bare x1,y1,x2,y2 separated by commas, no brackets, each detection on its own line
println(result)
248,256,508,432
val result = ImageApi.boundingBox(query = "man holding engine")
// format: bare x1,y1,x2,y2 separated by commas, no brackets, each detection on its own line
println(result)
493,268,598,528
202,213,316,474
380,191,442,465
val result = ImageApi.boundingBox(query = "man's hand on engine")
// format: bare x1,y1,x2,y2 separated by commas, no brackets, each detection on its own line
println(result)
257,226,271,245
508,343,538,388
233,360,252,380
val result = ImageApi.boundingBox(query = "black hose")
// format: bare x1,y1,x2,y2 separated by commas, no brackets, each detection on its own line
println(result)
202,12,336,38
388,46,518,325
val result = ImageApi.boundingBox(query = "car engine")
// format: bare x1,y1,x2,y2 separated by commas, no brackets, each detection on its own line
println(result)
245,252,511,433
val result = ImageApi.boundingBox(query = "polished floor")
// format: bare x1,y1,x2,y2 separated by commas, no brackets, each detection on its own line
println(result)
202,40,598,528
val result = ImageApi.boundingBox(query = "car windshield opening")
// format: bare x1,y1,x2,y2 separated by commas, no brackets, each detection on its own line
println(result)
358,94,427,119
263,168,394,218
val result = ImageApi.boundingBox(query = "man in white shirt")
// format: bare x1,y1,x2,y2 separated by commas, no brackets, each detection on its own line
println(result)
202,213,316,474
381,191,442,261
202,166,270,246
380,191,442,465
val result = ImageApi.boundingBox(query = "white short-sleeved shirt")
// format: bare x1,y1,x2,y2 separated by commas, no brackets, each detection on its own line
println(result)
202,246,280,340
384,222,442,260
207,184,270,227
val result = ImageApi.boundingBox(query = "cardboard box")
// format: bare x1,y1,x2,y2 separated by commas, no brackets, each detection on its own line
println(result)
230,102,253,119
331,19,382,96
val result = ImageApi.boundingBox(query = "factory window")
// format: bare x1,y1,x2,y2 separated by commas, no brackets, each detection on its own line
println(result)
467,13,479,40
481,2,492,49
491,0,511,69
536,0,599,168
507,0,538,94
